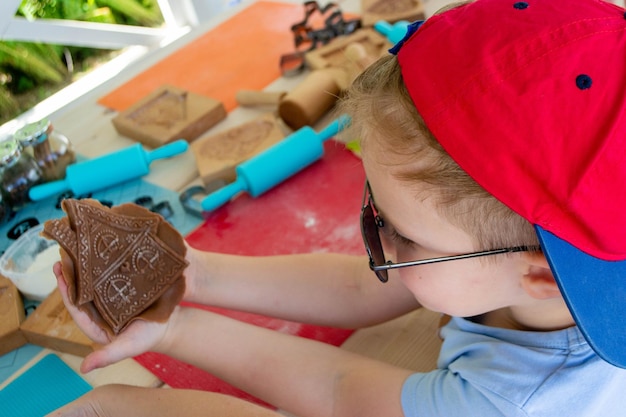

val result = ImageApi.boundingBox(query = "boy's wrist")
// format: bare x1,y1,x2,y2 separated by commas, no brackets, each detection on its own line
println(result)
182,245,201,301
153,305,184,355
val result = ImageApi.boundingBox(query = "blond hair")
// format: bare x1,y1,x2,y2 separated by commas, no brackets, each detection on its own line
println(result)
337,55,539,251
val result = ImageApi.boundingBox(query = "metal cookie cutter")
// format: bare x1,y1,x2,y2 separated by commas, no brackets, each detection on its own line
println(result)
179,180,226,218
280,1,361,76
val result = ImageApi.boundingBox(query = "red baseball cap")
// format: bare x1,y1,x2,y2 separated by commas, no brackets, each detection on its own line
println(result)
395,0,626,367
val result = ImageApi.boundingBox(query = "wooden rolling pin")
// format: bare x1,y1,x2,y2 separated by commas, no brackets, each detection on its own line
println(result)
235,90,287,107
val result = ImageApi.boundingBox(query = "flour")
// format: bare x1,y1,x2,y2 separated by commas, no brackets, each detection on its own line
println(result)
14,244,60,301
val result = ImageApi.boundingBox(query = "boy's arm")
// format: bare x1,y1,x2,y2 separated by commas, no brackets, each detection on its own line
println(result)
47,385,285,417
52,269,412,417
183,247,420,328
154,306,412,417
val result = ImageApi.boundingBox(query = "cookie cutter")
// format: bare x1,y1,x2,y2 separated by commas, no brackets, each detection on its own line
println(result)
280,1,361,76
179,180,227,218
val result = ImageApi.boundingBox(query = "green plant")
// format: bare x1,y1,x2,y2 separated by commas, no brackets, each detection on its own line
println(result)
0,0,164,124
1,42,67,81
96,0,163,26
0,86,19,117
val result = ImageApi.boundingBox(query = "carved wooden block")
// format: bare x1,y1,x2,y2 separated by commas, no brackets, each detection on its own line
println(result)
191,113,285,185
0,275,27,356
112,84,227,148
305,28,389,84
360,0,425,27
20,288,98,357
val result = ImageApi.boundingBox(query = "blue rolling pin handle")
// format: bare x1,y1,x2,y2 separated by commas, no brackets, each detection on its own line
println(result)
28,140,190,201
374,20,411,45
146,139,189,163
29,178,70,201
200,177,247,212
318,114,351,141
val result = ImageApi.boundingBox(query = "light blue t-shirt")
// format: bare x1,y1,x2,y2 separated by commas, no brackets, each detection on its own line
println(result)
402,316,626,416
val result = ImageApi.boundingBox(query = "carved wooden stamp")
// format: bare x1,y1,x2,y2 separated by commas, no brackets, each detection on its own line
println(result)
191,113,285,185
20,288,98,357
0,275,27,356
112,84,227,148
360,0,425,27
304,28,389,91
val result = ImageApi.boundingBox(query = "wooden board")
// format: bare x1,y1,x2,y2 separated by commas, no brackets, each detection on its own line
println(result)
20,289,99,357
360,0,425,27
111,85,227,147
0,275,27,356
191,113,285,185
305,28,389,79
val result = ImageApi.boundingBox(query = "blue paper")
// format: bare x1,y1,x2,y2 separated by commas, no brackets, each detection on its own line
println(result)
0,354,91,416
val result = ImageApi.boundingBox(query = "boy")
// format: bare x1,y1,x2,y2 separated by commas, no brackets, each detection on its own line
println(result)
48,0,626,415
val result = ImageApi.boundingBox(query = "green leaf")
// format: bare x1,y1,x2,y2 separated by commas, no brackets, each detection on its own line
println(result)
95,0,163,26
22,43,67,74
0,85,19,118
81,7,117,24
0,42,66,83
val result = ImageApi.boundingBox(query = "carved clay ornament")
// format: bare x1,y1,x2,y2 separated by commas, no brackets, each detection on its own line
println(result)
42,199,188,336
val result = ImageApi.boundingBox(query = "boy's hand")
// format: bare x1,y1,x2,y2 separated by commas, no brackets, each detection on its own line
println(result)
53,262,172,373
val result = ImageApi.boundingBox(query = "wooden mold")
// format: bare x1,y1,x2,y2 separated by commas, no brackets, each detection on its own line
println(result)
360,0,425,27
191,113,285,186
0,275,27,356
20,288,99,357
112,84,227,148
305,28,389,83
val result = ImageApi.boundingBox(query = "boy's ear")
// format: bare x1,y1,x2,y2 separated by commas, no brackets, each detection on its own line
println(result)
521,252,562,300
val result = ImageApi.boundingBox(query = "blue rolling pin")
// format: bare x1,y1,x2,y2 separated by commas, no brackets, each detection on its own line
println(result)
374,20,410,45
201,115,351,212
29,139,189,201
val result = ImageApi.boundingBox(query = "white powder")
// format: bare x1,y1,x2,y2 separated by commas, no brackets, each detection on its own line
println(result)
14,244,60,301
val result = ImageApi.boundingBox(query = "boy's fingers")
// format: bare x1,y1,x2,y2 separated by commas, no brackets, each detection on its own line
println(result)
54,274,79,317
81,319,162,372
54,269,111,346
53,263,73,309
81,349,119,374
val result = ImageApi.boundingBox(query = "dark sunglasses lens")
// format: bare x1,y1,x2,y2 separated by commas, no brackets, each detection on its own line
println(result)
362,205,388,281
375,270,389,283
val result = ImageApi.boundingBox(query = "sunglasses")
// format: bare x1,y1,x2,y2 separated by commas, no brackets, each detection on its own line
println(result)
360,180,541,283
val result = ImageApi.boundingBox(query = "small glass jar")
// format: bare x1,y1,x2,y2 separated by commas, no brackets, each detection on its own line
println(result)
14,118,76,182
0,137,43,210
0,190,10,225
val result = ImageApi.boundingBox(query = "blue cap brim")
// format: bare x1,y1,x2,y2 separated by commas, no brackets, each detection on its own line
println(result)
535,225,626,368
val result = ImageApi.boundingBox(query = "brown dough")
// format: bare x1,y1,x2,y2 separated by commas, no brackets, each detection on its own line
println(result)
42,199,188,337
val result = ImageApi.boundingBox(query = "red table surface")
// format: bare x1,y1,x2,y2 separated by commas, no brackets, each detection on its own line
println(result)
135,141,367,407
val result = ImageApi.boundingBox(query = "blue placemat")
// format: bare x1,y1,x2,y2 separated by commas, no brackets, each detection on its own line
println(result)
0,353,91,417
0,344,43,384
0,177,204,385
0,177,203,255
